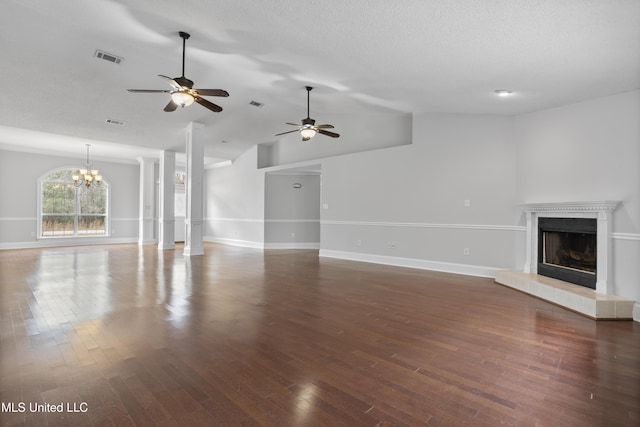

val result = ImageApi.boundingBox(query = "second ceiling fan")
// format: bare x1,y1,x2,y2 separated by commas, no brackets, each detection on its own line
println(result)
127,31,229,113
276,86,340,141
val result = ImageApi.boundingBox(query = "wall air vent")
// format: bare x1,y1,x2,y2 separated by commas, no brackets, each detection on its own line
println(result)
249,100,264,108
105,118,125,126
95,50,123,65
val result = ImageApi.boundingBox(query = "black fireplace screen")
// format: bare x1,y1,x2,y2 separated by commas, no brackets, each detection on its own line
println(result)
542,231,596,273
538,217,597,289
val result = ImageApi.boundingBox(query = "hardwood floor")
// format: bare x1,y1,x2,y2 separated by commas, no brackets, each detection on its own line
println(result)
1,243,639,426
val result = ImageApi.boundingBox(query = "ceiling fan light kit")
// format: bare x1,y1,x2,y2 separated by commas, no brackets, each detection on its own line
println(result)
300,125,317,140
171,91,195,107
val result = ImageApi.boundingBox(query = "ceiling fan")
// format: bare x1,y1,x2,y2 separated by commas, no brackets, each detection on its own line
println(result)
127,31,229,113
276,86,340,141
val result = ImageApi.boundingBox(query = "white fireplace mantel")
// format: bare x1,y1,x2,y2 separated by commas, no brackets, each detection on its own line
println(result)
521,201,620,295
520,200,620,214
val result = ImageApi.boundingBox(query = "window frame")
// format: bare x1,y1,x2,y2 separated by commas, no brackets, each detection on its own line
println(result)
37,167,111,239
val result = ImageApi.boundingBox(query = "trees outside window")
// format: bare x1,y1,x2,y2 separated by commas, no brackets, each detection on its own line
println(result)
40,169,109,237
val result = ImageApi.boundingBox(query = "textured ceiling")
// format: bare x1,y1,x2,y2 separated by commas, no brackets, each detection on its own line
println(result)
0,0,638,164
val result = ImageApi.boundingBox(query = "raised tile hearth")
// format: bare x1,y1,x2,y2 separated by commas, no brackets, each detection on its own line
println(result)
495,270,633,320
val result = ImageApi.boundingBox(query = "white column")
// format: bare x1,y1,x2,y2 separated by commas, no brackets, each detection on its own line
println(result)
523,211,534,273
184,122,205,256
137,157,157,245
158,150,176,250
596,211,612,294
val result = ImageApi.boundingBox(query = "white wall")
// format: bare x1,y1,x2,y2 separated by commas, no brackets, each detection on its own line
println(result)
514,90,640,301
205,146,265,247
0,148,139,248
264,173,321,248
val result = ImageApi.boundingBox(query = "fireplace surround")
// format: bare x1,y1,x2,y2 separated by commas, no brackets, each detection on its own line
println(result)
522,200,618,295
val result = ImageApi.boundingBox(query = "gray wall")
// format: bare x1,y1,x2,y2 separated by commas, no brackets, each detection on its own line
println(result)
319,113,518,277
0,149,139,248
264,173,321,248
205,146,265,247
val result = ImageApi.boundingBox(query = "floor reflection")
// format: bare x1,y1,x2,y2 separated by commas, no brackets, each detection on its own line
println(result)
1,243,638,426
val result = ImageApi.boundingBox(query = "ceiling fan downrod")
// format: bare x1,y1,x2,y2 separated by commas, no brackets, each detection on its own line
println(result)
305,86,313,119
179,31,190,77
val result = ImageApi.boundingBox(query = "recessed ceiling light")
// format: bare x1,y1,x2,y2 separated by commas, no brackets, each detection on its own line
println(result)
494,89,513,97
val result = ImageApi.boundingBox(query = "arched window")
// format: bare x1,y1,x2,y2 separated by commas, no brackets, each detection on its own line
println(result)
39,168,109,238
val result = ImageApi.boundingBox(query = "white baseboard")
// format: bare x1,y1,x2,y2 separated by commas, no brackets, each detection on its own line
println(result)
138,239,158,245
319,249,501,278
0,237,138,250
634,302,640,323
205,236,264,249
205,237,320,250
264,242,320,250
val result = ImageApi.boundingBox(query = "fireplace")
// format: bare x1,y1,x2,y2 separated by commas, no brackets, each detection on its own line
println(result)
495,201,634,320
538,217,597,289
521,200,619,295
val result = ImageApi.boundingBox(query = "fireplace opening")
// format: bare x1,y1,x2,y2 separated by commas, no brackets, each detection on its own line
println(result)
538,218,597,289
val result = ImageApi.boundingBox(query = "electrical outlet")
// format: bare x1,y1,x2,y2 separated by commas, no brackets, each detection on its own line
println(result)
464,200,471,207
463,248,470,256
356,239,362,246
390,242,397,249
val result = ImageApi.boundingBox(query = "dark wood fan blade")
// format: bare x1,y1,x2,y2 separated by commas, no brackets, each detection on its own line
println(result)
318,129,340,138
315,124,334,129
164,100,178,112
127,89,171,93
158,75,183,90
275,129,300,136
195,89,230,97
286,122,301,126
194,96,222,113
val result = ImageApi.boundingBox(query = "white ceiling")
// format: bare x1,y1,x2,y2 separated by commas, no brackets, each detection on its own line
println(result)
1,0,638,164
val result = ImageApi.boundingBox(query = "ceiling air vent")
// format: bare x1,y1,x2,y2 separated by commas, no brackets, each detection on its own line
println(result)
105,118,125,126
95,50,123,65
249,100,264,108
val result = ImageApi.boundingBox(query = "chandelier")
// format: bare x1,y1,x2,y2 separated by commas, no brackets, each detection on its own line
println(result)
72,144,103,188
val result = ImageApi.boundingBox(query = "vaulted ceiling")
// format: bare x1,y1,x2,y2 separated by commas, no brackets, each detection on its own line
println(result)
1,0,638,164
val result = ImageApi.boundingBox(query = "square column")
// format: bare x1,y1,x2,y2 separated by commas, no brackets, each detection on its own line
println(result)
137,157,157,245
158,150,176,250
184,122,205,256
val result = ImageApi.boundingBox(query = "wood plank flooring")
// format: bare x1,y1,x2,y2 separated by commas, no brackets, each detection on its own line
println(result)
1,243,639,426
